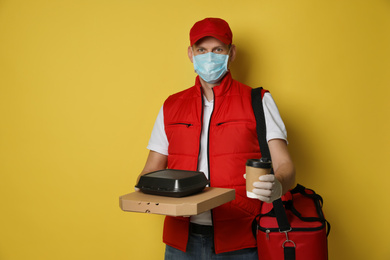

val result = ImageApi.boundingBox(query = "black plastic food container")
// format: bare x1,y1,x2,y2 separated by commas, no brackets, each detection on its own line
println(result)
135,169,209,197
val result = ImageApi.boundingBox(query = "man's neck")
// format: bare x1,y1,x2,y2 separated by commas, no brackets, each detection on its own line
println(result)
199,78,219,102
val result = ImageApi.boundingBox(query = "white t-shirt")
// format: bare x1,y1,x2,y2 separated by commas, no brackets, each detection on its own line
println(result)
147,92,287,225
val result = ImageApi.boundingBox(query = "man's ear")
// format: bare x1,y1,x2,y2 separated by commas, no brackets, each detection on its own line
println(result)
229,44,236,63
188,46,194,63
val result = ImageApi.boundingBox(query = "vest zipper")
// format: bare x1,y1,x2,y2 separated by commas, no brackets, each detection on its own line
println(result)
208,89,215,228
207,89,215,185
196,90,204,172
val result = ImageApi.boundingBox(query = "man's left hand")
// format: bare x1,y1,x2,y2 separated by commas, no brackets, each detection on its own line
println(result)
252,174,282,203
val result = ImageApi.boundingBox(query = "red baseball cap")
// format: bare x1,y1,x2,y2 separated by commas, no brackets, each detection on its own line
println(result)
189,18,233,46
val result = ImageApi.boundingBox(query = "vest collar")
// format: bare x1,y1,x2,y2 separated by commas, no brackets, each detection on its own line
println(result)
195,71,233,97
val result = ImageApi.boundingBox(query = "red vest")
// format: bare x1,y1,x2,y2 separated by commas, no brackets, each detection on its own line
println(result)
162,73,266,254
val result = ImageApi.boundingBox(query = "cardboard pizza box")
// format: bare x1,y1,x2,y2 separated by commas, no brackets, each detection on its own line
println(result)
119,187,235,217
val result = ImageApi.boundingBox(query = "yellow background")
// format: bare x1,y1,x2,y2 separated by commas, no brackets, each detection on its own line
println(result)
1,0,389,259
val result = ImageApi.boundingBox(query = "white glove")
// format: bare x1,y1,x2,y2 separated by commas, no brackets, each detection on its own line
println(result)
252,174,283,203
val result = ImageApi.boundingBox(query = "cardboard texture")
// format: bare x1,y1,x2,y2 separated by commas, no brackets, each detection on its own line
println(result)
119,187,235,216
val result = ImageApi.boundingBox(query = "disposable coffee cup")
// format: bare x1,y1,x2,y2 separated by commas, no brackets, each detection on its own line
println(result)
246,158,272,199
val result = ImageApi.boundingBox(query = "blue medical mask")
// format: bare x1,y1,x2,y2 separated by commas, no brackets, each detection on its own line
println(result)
193,51,229,84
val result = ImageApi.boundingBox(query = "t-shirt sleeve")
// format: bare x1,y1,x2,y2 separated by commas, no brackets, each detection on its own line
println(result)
262,92,288,143
146,105,169,155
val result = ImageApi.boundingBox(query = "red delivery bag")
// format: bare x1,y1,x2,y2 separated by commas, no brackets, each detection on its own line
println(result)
252,184,330,260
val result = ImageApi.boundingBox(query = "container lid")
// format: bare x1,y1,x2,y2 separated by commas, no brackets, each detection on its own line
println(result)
246,158,272,168
135,169,209,197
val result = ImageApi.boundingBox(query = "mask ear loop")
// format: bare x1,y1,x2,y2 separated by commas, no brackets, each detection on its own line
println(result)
191,47,204,74
226,45,233,69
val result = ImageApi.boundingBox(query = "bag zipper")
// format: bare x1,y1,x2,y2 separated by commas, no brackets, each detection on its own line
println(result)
257,221,327,234
266,229,270,240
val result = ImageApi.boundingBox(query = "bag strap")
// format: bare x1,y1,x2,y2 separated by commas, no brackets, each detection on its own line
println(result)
251,87,270,160
252,89,331,243
252,87,296,260
251,87,291,232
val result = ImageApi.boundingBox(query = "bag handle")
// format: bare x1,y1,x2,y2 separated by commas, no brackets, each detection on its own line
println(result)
251,87,291,232
289,185,331,236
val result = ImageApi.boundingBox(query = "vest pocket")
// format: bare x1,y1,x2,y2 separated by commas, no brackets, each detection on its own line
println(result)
216,119,253,126
167,122,193,127
165,122,199,157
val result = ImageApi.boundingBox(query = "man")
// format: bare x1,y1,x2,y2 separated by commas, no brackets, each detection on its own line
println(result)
137,18,295,259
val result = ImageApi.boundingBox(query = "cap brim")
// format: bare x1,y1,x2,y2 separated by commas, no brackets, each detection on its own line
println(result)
191,33,231,46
